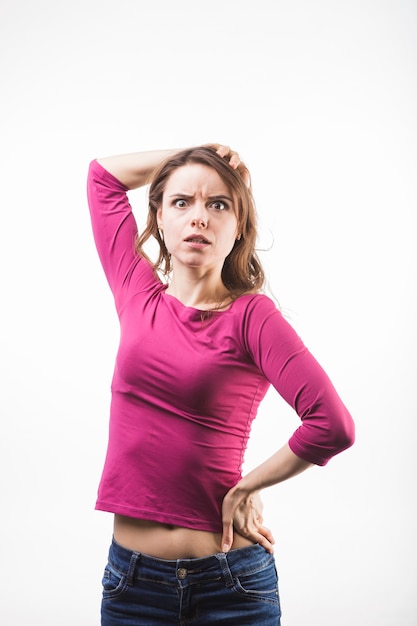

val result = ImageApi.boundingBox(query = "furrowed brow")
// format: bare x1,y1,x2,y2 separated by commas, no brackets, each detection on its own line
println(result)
207,195,233,202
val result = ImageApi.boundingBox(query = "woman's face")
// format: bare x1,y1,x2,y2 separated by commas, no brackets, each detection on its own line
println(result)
157,163,239,275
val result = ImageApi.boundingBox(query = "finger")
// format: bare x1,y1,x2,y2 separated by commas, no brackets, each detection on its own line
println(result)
214,146,250,185
257,524,275,545
237,525,275,554
215,144,231,158
254,532,275,555
216,145,241,169
229,153,241,169
221,520,234,553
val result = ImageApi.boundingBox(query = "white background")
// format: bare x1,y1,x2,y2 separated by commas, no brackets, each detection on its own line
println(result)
1,1,416,624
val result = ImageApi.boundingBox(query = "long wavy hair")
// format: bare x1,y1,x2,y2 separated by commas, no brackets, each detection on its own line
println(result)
136,146,265,297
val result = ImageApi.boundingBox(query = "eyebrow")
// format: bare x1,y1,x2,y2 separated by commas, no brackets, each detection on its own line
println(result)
168,193,234,202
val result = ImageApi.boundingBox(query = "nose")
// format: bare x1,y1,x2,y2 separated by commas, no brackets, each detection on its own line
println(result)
191,216,208,228
190,203,209,228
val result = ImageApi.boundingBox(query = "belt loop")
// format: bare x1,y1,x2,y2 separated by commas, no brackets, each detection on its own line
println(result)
217,552,234,588
126,551,140,587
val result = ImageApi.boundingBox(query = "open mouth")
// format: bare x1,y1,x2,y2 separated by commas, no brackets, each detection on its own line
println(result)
184,236,210,244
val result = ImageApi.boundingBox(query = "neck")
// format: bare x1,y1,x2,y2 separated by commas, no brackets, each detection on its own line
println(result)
166,267,230,310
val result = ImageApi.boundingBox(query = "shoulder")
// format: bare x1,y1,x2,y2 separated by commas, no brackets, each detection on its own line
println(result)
232,292,281,321
231,292,303,353
229,292,280,339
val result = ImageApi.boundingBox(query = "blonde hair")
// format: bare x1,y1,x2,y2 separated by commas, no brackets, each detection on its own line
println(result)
136,146,265,297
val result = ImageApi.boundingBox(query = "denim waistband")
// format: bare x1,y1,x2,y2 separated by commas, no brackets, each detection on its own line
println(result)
107,537,274,587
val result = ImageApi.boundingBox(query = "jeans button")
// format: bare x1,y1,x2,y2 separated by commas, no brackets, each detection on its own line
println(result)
177,567,187,580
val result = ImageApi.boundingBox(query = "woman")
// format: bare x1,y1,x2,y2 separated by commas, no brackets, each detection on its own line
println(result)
87,144,355,625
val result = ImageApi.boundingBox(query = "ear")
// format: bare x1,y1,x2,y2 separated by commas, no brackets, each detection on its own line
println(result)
157,207,163,228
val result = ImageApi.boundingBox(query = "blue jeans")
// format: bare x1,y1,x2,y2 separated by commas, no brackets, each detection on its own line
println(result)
101,538,281,625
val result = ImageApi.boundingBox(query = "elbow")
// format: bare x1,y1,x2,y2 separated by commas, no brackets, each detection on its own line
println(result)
330,408,355,454
292,394,355,465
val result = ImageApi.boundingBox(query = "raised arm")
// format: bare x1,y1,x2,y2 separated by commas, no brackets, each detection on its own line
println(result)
97,149,180,189
87,153,176,298
97,144,249,189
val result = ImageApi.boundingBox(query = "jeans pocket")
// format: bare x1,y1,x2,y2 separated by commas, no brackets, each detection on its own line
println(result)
102,563,128,600
232,562,280,606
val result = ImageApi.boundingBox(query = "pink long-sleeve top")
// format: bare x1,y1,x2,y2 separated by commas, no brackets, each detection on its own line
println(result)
87,159,355,533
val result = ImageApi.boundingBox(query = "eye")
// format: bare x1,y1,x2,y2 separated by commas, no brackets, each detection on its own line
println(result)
173,199,188,208
210,200,228,211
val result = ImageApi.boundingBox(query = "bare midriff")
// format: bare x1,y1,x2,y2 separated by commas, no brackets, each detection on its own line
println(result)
113,515,254,559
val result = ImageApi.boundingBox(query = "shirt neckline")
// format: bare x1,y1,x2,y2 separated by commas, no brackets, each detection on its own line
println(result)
162,289,234,315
